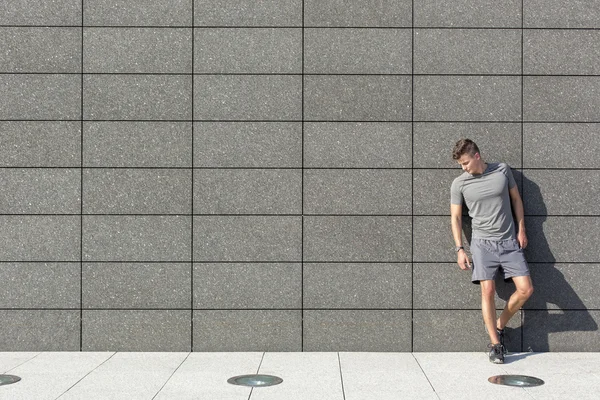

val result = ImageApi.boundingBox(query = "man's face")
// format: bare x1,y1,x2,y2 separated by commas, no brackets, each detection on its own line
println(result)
457,153,480,174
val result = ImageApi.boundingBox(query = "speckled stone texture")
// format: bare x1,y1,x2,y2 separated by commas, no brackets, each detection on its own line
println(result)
82,310,191,351
0,310,80,351
194,263,302,308
83,122,192,167
303,263,412,308
2,0,600,353
194,122,302,167
193,310,302,351
304,122,412,168
303,169,411,214
303,310,412,351
194,169,302,214
0,28,81,73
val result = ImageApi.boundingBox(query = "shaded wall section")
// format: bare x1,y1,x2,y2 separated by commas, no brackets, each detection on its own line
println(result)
0,0,599,351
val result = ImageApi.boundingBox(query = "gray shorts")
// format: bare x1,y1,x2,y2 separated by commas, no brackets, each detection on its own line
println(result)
471,238,530,284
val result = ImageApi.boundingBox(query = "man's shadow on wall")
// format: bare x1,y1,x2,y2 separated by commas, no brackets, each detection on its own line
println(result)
463,171,597,353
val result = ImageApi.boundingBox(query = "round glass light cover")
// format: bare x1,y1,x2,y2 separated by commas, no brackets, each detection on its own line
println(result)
227,374,283,387
0,375,21,386
488,375,544,387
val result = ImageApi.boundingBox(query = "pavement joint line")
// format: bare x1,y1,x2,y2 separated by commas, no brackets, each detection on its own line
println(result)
411,353,441,400
248,352,267,400
338,352,347,400
53,352,116,400
3,352,41,374
151,352,192,400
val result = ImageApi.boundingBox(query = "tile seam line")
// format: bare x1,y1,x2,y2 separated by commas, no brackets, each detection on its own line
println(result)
150,352,191,400
79,0,84,352
411,353,441,399
53,352,116,399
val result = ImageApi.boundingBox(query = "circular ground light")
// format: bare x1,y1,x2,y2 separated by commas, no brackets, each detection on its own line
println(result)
0,375,21,386
488,375,544,387
227,374,283,387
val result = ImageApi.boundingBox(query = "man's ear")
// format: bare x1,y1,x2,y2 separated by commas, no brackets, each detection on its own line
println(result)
474,152,481,160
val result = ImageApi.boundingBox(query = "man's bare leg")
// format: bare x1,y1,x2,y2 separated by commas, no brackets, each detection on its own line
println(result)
496,275,534,330
480,279,500,344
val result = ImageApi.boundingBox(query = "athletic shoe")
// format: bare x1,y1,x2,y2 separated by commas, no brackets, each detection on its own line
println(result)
497,328,508,354
488,343,504,364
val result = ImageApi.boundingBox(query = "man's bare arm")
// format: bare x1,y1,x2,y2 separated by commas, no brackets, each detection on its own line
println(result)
509,185,528,248
451,203,471,269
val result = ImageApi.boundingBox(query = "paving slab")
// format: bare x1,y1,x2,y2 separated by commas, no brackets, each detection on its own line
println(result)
0,352,112,400
251,352,344,400
414,352,533,400
340,352,438,400
0,352,39,374
154,352,262,400
58,352,188,400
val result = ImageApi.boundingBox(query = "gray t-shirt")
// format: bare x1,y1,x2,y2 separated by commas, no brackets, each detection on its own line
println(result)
450,162,516,240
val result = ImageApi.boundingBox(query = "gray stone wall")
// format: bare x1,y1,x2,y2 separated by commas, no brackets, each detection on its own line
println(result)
0,0,599,351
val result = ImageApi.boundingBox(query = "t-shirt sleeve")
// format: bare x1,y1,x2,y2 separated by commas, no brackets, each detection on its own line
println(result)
450,179,463,205
504,164,517,189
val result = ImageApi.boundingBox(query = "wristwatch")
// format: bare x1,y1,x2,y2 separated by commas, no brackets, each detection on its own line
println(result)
455,246,464,252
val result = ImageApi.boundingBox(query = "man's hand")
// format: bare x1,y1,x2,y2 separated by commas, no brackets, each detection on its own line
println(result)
517,231,528,249
457,249,471,270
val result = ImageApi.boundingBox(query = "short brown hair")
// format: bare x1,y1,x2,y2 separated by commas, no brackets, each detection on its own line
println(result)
452,138,480,160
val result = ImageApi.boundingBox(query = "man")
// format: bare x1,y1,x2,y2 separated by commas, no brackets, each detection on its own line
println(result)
450,139,534,364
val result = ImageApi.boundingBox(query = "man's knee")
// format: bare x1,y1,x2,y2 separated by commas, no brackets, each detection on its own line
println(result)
480,281,496,298
517,284,533,299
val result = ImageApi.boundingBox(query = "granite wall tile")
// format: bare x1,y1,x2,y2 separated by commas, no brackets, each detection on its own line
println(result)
0,27,81,73
83,75,192,120
413,263,509,309
0,168,80,214
414,0,521,28
0,0,82,26
0,263,80,308
527,264,600,310
0,216,80,261
413,169,461,215
304,76,412,121
82,216,191,261
304,0,412,27
303,263,412,309
304,28,411,74
194,216,302,261
413,310,522,352
523,123,600,168
303,216,412,262
83,169,191,214
195,28,301,73
523,170,600,216
194,169,301,214
414,76,521,121
194,122,302,168
524,0,600,28
194,75,301,121
0,122,80,167
525,217,600,263
83,263,191,309
84,28,192,73
303,169,411,215
0,74,80,120
524,77,600,122
194,0,302,27
304,122,412,168
83,310,191,351
523,310,600,351
83,122,192,168
414,29,521,74
413,216,458,262
194,263,301,309
524,30,600,75
0,310,80,351
303,310,412,351
84,0,192,26
413,122,522,168
193,310,302,351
